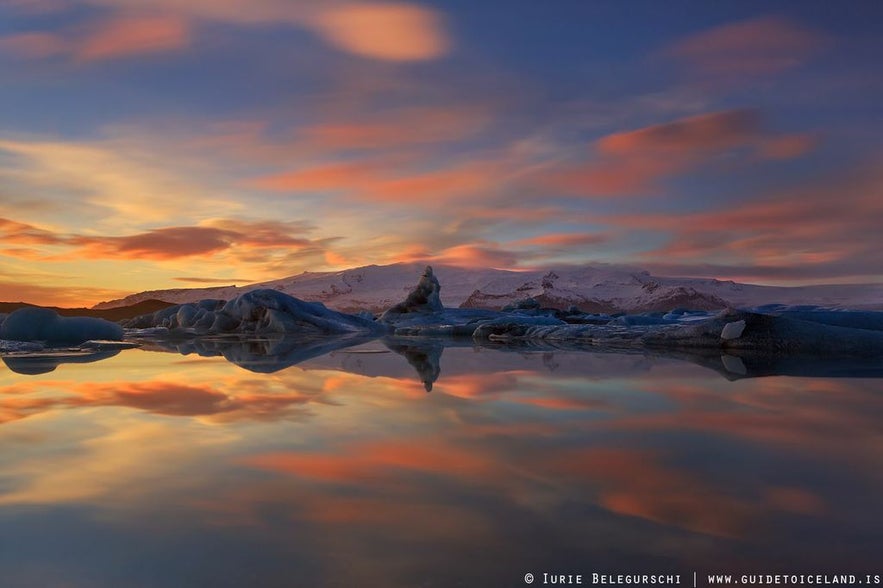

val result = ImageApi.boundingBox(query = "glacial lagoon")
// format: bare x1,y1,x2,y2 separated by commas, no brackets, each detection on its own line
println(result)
1,339,880,587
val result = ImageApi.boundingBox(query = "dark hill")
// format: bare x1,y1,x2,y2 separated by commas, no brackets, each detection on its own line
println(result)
0,299,176,322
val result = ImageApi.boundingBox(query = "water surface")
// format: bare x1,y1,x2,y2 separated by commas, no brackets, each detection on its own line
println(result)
1,340,880,587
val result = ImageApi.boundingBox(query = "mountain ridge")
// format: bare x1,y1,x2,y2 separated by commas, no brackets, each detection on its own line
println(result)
92,262,883,314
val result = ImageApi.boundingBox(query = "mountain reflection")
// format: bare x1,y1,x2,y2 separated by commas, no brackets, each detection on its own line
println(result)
8,334,879,382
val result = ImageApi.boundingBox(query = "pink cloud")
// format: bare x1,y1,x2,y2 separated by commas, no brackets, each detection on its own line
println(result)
596,109,761,156
76,14,190,62
665,16,828,77
511,233,608,248
0,14,190,62
604,159,883,281
0,32,67,59
253,159,502,204
392,243,519,268
757,133,818,160
49,0,453,62
543,110,816,197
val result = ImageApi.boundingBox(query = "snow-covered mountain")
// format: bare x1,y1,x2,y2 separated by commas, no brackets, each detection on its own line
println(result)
93,262,883,313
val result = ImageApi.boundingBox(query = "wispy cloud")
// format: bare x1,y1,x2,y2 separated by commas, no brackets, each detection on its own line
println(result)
0,217,321,263
543,109,816,197
0,136,242,228
607,158,883,282
4,0,452,63
664,16,829,77
0,14,190,62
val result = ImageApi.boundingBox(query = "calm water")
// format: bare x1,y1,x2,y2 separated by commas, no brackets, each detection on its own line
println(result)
1,339,881,587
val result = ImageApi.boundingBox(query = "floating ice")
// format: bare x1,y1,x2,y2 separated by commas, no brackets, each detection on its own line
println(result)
721,320,747,340
124,289,384,336
0,307,124,344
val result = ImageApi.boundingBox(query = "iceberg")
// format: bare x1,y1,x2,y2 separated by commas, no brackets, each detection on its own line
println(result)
123,289,384,336
379,265,444,322
0,307,124,344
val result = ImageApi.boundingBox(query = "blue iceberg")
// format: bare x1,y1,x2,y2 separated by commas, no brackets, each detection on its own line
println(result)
0,307,124,344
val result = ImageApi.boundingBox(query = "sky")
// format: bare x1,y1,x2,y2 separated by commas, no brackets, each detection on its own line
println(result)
0,0,881,306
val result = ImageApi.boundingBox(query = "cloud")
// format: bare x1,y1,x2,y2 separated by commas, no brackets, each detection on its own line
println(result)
596,109,761,156
73,226,241,259
392,243,520,268
0,217,66,246
543,109,816,197
7,0,452,63
253,159,503,205
510,233,609,248
756,134,818,160
310,3,450,62
605,158,883,282
251,161,385,192
644,158,883,279
0,136,243,227
664,16,828,77
0,217,316,261
0,14,190,62
76,14,191,62
0,32,68,59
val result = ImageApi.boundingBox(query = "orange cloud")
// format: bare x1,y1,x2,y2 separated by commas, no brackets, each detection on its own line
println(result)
0,217,317,262
311,3,450,62
665,16,828,77
0,217,67,246
251,161,385,192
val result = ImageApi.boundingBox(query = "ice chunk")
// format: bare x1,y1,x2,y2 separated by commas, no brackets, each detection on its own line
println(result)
380,265,443,322
721,320,746,340
123,289,384,336
0,307,124,344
